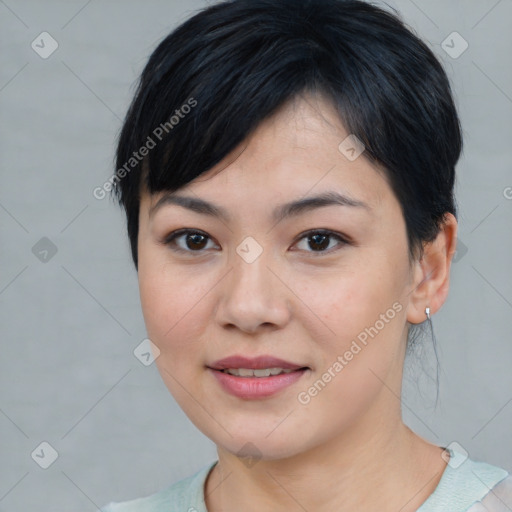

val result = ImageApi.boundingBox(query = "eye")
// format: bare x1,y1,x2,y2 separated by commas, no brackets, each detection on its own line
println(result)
163,229,218,254
163,228,349,256
293,229,349,255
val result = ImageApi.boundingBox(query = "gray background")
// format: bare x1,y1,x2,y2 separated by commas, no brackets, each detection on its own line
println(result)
1,0,511,510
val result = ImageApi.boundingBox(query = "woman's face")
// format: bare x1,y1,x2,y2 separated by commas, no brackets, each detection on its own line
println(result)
137,94,419,460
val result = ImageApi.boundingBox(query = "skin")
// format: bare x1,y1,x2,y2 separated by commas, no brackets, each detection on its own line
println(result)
137,92,458,512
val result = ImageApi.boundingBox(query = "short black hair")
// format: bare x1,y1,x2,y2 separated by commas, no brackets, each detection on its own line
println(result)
113,0,462,269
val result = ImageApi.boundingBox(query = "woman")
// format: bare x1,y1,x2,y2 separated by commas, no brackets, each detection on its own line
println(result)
101,0,511,510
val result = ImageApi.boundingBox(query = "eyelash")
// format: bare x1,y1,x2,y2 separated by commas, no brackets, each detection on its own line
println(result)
162,228,350,256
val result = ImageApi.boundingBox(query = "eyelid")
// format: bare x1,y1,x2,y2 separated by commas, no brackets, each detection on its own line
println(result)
162,228,218,253
162,228,350,255
292,229,350,253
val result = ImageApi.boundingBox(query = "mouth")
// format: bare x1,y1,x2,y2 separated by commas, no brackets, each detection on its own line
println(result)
216,367,308,377
208,354,309,372
207,355,310,399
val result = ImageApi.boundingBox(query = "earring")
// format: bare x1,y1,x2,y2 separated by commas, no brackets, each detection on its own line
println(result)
425,306,431,321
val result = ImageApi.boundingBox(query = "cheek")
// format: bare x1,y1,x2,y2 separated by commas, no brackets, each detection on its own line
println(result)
299,263,406,391
291,275,406,432
138,265,210,406
137,251,228,394
139,265,206,349
308,265,403,342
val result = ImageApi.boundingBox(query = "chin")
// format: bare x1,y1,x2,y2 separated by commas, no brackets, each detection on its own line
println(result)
203,420,313,462
222,437,304,462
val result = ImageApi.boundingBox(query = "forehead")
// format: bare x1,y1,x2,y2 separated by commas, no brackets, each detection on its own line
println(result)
143,94,391,218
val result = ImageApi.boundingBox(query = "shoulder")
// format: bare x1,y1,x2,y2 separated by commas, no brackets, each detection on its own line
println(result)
419,448,511,512
467,475,512,511
99,461,217,512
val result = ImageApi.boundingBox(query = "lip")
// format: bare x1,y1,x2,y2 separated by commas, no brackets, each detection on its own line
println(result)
208,367,308,400
208,354,306,371
207,354,309,400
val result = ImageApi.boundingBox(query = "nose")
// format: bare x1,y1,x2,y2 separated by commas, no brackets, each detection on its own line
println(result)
215,249,291,334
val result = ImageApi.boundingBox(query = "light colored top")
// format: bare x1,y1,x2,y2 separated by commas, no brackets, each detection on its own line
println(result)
100,447,512,511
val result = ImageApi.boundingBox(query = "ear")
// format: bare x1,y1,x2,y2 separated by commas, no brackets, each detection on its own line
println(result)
406,213,458,324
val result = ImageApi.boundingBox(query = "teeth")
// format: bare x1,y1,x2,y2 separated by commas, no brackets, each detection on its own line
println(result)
223,367,295,377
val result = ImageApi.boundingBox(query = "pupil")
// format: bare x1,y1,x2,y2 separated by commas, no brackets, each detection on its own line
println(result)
310,234,329,251
184,233,330,251
187,233,207,250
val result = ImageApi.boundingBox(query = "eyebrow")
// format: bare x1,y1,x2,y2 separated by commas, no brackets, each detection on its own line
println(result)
149,190,372,223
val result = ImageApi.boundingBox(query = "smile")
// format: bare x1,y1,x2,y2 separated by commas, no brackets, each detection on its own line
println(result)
209,367,309,399
221,367,296,377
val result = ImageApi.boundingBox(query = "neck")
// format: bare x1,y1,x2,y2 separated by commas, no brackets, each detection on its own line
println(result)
205,400,446,512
